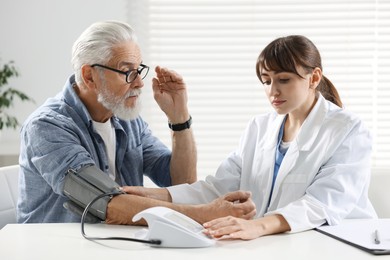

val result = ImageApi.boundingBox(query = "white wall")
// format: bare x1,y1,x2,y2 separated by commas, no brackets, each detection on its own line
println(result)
0,0,128,165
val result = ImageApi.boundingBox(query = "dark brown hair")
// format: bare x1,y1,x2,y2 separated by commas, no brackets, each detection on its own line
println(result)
256,35,342,107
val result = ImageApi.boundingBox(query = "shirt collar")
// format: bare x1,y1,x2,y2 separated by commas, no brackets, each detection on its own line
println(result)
62,75,94,128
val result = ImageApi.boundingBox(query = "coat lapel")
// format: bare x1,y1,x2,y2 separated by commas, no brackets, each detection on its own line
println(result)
257,115,285,213
268,94,329,207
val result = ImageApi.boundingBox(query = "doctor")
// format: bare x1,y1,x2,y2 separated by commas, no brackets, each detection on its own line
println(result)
123,35,377,239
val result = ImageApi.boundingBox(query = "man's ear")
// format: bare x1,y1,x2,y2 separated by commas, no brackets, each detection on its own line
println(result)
310,67,322,89
81,64,97,89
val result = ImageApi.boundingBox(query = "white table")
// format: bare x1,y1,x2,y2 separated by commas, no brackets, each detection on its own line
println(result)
0,223,384,260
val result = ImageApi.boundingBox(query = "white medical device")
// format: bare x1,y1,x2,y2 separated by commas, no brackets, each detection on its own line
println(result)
132,206,216,248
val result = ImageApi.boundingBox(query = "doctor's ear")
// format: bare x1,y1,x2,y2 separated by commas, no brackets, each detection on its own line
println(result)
309,67,322,89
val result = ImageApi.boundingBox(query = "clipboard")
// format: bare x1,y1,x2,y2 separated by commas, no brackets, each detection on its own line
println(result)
316,219,390,255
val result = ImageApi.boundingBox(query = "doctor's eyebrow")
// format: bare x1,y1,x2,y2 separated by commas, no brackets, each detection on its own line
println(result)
260,71,288,77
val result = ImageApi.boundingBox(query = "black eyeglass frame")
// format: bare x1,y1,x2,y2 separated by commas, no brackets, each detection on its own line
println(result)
91,63,149,83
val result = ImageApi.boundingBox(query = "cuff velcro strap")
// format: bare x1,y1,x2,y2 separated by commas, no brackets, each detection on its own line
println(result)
168,116,192,131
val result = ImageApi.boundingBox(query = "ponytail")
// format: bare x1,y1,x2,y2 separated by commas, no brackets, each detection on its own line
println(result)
318,75,342,108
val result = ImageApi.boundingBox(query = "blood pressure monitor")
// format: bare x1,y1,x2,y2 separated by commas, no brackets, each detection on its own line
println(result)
132,206,216,248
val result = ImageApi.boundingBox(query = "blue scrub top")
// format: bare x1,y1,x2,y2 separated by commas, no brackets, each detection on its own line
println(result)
268,117,289,206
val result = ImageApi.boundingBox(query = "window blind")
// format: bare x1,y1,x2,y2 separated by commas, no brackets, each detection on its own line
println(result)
129,0,390,179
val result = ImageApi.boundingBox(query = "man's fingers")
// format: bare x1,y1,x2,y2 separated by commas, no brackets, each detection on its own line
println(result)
154,66,183,84
163,75,175,83
233,199,256,218
224,190,252,202
241,208,257,220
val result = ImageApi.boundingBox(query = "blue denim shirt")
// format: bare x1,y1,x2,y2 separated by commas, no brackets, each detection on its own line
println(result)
17,75,172,223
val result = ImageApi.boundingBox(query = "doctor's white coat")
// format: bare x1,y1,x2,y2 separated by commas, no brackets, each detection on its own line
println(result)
168,94,377,232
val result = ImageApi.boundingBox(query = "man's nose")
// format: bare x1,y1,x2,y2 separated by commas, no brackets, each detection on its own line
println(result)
131,73,144,88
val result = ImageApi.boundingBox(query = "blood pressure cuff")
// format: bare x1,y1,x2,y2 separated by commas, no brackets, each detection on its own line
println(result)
63,165,122,221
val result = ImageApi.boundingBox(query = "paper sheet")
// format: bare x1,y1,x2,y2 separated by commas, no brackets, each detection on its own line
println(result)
316,219,390,254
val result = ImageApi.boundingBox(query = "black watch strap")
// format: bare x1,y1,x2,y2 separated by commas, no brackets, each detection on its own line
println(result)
168,116,192,131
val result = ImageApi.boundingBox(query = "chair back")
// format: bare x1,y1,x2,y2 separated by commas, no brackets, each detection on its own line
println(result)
369,168,390,218
0,165,19,229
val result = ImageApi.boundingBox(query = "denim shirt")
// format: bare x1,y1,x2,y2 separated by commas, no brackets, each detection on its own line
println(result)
17,75,172,223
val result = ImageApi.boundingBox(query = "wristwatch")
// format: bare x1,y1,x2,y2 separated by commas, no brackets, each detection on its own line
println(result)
168,116,192,131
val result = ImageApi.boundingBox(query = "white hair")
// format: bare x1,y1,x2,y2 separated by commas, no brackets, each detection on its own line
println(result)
71,21,137,84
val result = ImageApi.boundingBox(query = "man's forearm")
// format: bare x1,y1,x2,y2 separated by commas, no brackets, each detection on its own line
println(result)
106,191,256,226
106,194,203,225
170,128,197,184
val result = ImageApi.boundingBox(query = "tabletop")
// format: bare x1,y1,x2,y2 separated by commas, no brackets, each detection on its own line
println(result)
0,223,385,260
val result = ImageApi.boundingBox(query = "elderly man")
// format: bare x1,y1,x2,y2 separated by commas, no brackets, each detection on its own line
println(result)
17,21,255,224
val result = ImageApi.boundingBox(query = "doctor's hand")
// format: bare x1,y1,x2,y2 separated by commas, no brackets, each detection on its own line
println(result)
199,191,256,223
203,214,291,241
152,66,189,124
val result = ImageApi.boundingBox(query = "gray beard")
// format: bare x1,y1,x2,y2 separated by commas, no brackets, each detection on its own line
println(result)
97,83,142,121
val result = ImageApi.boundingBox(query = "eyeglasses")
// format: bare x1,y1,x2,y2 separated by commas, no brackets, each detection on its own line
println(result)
91,63,149,83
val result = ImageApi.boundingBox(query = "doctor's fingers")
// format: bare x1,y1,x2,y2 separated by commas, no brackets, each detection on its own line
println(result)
204,217,260,240
210,226,261,241
121,186,148,197
121,186,171,201
204,217,245,235
203,216,235,230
